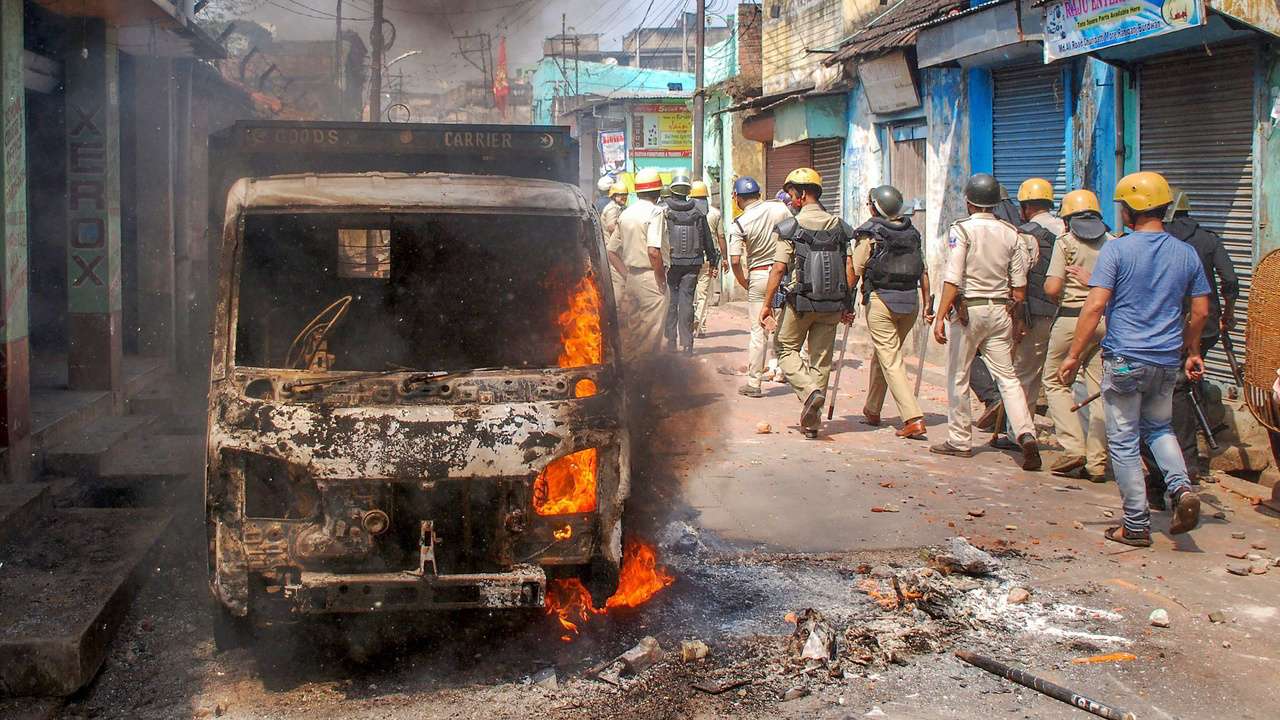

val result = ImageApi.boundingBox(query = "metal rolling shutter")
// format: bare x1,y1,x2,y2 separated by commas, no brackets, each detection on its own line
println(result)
1140,43,1256,384
812,138,844,219
765,141,813,197
992,64,1068,199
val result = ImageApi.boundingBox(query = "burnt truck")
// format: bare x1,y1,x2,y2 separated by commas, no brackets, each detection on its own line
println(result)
204,121,627,638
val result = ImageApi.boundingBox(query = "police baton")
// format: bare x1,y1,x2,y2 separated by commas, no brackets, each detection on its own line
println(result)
1221,332,1245,389
827,320,853,420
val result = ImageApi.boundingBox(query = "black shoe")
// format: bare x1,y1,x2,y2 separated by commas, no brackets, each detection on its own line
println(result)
800,390,825,431
929,442,973,458
989,435,1020,451
1169,488,1201,535
1018,433,1041,471
738,384,762,398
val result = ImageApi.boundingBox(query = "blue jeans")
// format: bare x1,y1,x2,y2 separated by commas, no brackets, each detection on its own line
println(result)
1102,356,1191,533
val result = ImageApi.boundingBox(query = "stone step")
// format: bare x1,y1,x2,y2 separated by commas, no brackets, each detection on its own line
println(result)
42,415,161,479
0,507,172,697
91,435,205,507
0,483,54,547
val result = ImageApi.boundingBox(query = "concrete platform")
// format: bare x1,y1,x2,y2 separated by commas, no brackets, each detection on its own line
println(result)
0,484,53,547
0,508,171,697
42,415,161,479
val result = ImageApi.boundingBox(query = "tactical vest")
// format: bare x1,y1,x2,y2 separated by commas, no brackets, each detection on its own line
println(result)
860,218,925,301
777,217,852,314
1019,221,1058,317
666,200,707,266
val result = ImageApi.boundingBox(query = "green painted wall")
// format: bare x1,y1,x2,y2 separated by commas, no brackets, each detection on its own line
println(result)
0,1,27,342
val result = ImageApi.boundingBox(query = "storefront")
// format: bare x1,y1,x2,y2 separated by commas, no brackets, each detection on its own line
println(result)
991,63,1068,198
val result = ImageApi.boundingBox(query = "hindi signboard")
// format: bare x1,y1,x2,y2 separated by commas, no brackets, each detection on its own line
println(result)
1043,0,1204,62
630,102,692,158
599,131,626,173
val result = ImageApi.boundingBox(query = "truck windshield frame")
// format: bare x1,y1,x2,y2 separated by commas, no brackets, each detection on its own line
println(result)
230,209,607,376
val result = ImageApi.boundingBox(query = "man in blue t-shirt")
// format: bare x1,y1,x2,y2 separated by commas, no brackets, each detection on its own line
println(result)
1059,172,1210,547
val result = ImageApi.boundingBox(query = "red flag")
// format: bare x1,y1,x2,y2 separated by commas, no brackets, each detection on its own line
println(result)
493,36,510,118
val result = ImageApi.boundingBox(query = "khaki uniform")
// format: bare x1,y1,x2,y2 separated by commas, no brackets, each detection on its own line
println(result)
693,204,723,332
774,203,847,401
1012,211,1066,423
729,199,793,390
852,235,923,423
1042,229,1110,476
601,200,626,295
942,213,1034,450
614,198,669,362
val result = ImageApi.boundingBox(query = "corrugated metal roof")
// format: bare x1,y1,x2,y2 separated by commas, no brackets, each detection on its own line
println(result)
824,0,975,65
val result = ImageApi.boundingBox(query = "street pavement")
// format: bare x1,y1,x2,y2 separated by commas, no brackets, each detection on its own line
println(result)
38,299,1280,720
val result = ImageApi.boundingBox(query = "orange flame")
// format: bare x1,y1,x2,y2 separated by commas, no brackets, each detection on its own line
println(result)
857,578,922,610
558,273,603,368
544,540,675,640
533,449,598,516
553,524,573,541
606,540,676,609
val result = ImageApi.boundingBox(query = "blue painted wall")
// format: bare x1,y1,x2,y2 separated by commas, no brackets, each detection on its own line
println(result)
967,68,994,176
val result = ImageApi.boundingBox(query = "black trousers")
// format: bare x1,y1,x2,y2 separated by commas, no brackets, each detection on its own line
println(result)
664,265,701,350
970,355,1000,407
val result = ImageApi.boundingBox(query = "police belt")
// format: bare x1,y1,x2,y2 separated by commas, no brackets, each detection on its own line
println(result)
963,297,1011,308
1055,306,1083,318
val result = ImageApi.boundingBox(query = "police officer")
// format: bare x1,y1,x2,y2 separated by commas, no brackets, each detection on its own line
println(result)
992,178,1067,449
610,168,669,362
759,168,855,438
931,173,1041,470
663,172,720,354
1042,189,1111,481
728,176,793,398
601,180,630,298
690,180,728,338
851,185,932,440
1163,186,1240,480
595,175,616,214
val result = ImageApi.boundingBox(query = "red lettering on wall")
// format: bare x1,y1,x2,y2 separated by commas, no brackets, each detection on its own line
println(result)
69,180,105,211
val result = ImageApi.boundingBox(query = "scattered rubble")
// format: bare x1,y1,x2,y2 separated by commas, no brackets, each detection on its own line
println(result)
966,509,985,518
1071,651,1137,665
787,609,837,663
680,640,710,663
620,636,664,675
1250,559,1269,575
1007,588,1030,605
1227,565,1251,577
1149,609,1170,628
1232,531,1247,540
1208,611,1226,624
1251,541,1268,550
932,537,1003,576
755,422,773,434
529,667,558,690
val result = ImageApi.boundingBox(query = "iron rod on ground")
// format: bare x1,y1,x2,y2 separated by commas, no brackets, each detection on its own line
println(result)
955,651,1137,720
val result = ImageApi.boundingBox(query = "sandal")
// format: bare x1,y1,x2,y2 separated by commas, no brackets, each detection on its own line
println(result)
1104,525,1152,548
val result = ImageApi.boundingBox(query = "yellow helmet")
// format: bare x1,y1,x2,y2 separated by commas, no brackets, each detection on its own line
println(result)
633,168,663,193
1167,185,1191,213
689,180,710,199
1060,189,1101,218
609,181,629,197
783,167,823,191
1017,178,1054,203
1114,171,1173,212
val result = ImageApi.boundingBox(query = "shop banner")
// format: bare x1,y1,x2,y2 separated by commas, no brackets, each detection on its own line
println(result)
631,103,692,158
1043,0,1204,62
599,131,626,173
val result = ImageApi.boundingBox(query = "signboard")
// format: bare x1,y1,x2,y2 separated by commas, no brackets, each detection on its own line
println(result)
599,130,626,173
630,103,692,158
858,50,920,114
1043,0,1205,62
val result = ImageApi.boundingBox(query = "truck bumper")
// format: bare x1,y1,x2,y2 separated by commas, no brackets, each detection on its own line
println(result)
285,565,546,613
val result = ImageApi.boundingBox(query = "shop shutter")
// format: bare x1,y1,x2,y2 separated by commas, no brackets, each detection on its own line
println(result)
1140,43,1256,384
811,138,844,219
992,64,1068,199
765,141,813,198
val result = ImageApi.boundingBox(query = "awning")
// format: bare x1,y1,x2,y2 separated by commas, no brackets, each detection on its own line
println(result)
770,93,848,148
916,0,1043,69
30,0,225,58
823,0,968,66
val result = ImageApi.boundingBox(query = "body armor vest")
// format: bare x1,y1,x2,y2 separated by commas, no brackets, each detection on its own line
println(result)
776,217,852,314
859,218,924,301
1019,221,1058,317
665,199,707,266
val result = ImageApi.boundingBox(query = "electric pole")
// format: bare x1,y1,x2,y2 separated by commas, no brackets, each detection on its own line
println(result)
681,8,688,73
368,0,384,121
692,0,706,176
334,0,343,115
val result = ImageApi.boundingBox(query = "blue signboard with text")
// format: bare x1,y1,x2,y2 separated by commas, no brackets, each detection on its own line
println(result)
1043,0,1205,61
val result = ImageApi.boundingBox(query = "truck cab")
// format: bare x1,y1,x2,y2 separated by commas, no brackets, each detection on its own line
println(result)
204,122,627,633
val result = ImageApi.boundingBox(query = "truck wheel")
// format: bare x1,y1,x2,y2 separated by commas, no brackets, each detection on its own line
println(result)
585,557,621,608
212,602,255,652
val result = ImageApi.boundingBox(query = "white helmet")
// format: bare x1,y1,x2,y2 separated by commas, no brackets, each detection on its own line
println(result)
596,176,614,194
